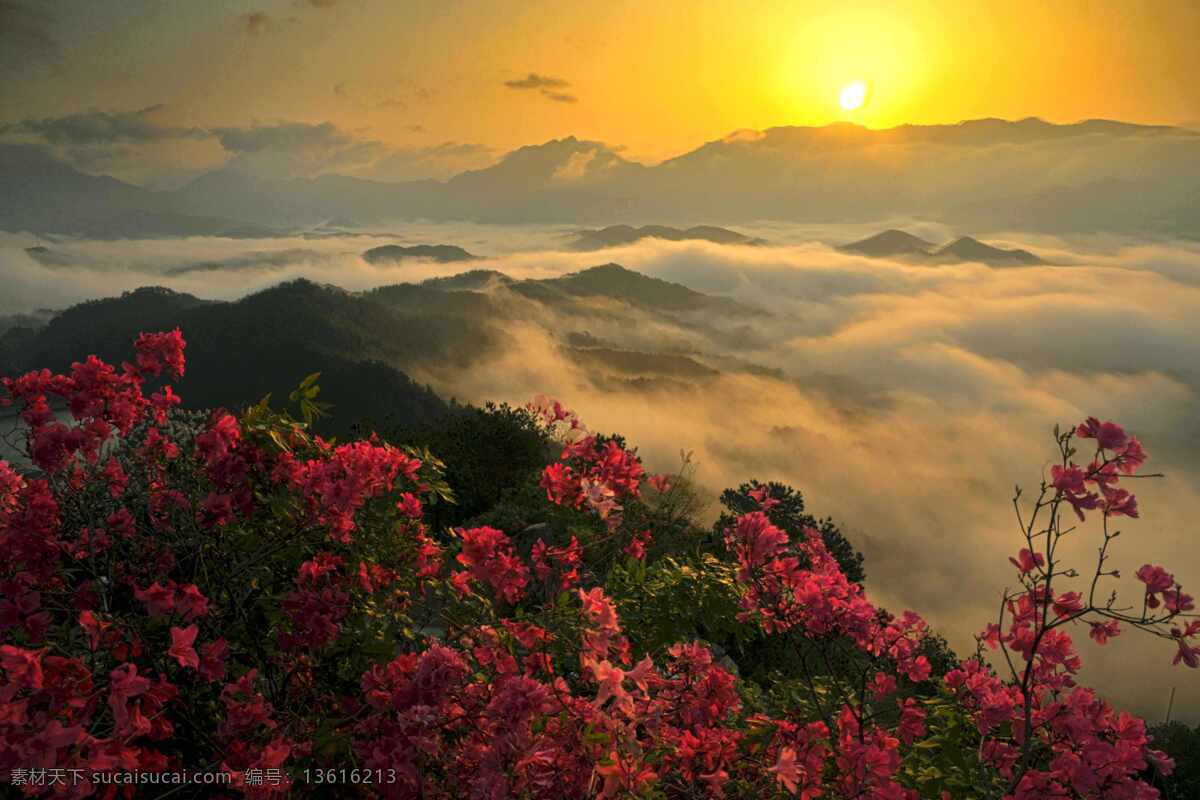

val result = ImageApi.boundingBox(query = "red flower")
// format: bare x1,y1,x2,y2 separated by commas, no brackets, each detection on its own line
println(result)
108,662,152,731
1075,417,1127,451
78,610,110,651
169,625,200,669
134,328,187,379
134,581,176,617
1008,548,1045,575
0,644,45,689
102,457,129,498
455,526,529,604
1172,639,1200,668
199,638,229,683
175,584,210,620
1089,620,1121,645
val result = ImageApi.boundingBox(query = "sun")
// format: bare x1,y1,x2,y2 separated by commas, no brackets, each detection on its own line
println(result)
839,80,868,111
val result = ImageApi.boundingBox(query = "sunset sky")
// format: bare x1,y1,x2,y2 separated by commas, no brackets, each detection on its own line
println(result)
3,0,1200,180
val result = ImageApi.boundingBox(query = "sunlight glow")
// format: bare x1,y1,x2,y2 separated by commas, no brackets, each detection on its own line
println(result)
839,80,867,111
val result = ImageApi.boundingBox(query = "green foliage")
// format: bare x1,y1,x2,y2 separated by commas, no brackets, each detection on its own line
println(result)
607,553,750,655
288,371,332,426
898,691,1007,797
1146,721,1200,799
374,402,552,529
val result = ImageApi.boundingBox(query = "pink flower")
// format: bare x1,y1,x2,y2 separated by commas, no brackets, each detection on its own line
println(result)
1050,464,1086,494
108,663,151,731
134,581,176,617
1075,417,1127,451
870,672,897,700
78,610,110,651
906,655,932,682
1052,591,1084,618
454,526,529,604
169,625,200,669
195,413,241,468
897,698,926,744
102,458,128,498
747,485,781,511
1102,486,1139,518
1172,639,1200,668
1117,437,1147,474
0,644,45,689
175,584,210,621
1089,620,1121,645
586,658,635,715
1009,548,1045,575
396,491,422,519
648,473,673,494
1136,564,1174,593
150,384,182,423
768,747,802,794
133,328,186,379
198,638,228,683
1161,587,1194,614
624,529,652,560
532,536,582,591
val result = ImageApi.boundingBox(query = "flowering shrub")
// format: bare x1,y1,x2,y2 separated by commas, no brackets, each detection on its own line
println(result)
0,333,1192,798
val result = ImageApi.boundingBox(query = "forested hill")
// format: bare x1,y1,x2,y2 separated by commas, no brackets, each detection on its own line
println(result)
0,264,757,436
0,283,449,437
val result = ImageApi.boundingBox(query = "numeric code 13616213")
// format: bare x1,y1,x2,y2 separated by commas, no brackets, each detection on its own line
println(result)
302,769,398,785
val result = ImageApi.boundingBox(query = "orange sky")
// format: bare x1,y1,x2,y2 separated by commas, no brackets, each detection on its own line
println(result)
4,0,1199,165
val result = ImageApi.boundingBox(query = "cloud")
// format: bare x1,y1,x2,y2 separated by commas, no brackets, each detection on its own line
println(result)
551,148,602,181
504,73,570,90
542,91,578,104
212,121,492,180
214,120,358,154
211,120,383,177
358,140,494,181
504,72,578,103
0,105,206,146
0,106,220,185
0,110,490,182
163,248,328,276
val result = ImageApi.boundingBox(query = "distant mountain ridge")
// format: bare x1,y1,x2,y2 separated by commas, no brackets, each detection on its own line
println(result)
569,225,765,250
362,244,478,264
931,237,1041,265
837,230,935,258
839,229,1044,265
2,118,1198,236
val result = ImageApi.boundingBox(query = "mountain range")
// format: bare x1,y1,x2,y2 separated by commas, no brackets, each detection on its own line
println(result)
3,117,1198,238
